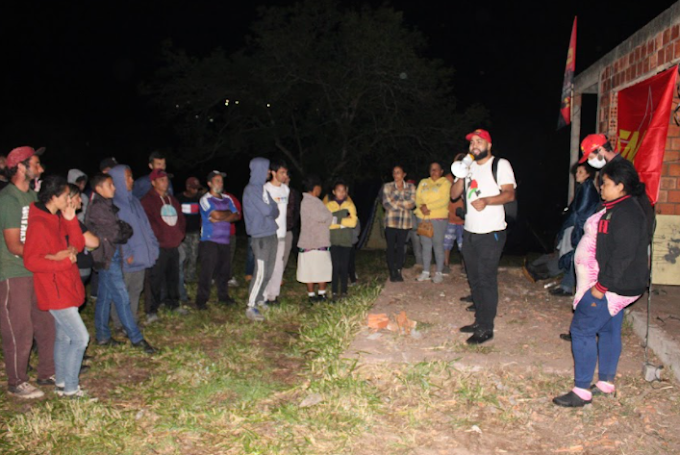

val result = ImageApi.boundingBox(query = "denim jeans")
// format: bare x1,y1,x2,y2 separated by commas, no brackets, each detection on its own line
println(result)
245,236,255,276
50,307,89,394
570,289,624,389
95,250,144,344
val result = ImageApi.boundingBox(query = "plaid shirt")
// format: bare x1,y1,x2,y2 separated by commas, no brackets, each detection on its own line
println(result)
382,182,416,229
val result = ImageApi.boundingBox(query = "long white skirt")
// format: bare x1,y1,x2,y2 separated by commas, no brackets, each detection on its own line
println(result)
297,250,332,283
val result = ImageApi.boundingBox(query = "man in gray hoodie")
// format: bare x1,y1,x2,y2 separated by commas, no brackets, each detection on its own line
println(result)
242,157,279,321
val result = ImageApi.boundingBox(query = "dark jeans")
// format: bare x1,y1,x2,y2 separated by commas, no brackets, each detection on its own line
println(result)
196,241,231,307
331,245,351,295
146,247,180,315
385,227,410,273
462,230,506,331
570,290,624,389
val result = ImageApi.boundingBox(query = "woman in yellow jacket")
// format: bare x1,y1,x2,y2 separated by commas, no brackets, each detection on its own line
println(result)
415,162,452,284
325,180,357,299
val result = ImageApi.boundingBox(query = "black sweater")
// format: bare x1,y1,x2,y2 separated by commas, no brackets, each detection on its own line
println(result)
594,195,649,296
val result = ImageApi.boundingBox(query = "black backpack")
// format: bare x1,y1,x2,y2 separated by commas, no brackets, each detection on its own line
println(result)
458,156,518,223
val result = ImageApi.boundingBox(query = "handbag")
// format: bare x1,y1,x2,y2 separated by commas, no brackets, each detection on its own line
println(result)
417,218,434,238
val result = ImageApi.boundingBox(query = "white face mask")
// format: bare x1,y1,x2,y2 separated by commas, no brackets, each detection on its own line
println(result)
587,154,606,169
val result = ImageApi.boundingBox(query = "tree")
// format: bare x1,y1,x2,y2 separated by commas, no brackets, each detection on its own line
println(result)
144,0,488,182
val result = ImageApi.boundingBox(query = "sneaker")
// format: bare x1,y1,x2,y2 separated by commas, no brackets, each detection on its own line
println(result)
146,313,160,324
173,307,189,315
416,271,431,282
131,339,156,354
432,272,443,284
246,307,265,321
37,375,66,387
228,278,239,287
97,337,123,347
314,294,328,303
466,330,494,345
8,382,45,399
552,391,591,407
57,386,88,399
442,265,451,275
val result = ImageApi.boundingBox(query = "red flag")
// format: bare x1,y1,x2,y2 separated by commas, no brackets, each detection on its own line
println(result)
558,17,577,130
617,64,678,205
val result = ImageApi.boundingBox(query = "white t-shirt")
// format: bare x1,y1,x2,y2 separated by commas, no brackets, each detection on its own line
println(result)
462,157,516,234
264,182,290,238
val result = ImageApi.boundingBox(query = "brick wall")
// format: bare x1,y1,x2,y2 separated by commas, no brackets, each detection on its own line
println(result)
597,24,680,215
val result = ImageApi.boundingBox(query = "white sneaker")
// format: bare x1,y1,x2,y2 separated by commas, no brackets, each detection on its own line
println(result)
416,271,431,282
228,278,239,287
57,386,87,399
8,382,45,399
174,307,189,315
432,272,443,284
246,307,265,322
146,313,160,324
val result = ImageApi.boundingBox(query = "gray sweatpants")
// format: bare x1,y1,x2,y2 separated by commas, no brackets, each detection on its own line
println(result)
248,234,278,307
419,219,447,274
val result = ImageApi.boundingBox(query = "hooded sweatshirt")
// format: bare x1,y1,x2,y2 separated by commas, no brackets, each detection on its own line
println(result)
243,157,279,238
140,186,186,249
67,168,89,222
23,203,85,310
109,165,160,272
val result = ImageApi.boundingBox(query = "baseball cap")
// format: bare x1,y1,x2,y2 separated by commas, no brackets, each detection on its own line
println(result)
186,176,202,190
207,170,226,181
465,129,492,144
6,146,45,169
99,157,118,171
149,169,171,181
578,134,609,163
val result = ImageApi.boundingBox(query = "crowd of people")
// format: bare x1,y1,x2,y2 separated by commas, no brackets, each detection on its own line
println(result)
0,128,654,408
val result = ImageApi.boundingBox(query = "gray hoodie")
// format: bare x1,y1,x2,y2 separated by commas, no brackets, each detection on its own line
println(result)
243,157,279,238
67,168,89,222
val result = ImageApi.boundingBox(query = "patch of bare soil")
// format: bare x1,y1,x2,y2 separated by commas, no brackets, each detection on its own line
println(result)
344,264,680,454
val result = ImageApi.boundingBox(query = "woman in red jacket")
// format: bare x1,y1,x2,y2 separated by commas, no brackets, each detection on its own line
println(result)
23,175,88,398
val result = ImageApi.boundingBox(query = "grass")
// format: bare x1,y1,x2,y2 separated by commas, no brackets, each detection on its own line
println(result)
1,242,679,454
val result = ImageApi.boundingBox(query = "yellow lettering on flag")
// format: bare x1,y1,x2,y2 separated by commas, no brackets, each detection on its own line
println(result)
617,129,645,163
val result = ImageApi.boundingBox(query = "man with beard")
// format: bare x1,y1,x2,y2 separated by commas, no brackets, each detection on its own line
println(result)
0,146,55,398
450,129,516,345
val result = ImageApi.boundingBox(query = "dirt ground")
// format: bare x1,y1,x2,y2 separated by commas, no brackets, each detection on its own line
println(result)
344,262,680,454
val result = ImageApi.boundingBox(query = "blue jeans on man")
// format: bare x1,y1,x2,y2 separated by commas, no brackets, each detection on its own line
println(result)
50,307,89,394
570,289,624,389
95,250,144,344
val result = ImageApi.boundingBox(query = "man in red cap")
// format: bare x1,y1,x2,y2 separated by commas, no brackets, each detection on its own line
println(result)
0,146,56,398
141,169,187,322
450,130,516,345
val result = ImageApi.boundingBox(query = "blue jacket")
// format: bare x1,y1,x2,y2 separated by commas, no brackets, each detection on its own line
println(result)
243,157,279,238
110,165,160,272
557,178,601,270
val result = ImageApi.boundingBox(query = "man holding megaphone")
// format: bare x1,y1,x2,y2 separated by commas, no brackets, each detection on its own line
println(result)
449,129,517,345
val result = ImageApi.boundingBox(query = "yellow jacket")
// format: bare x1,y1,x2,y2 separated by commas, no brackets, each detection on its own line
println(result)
415,177,452,219
325,197,358,230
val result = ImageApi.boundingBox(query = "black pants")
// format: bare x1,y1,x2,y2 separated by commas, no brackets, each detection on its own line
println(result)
196,241,231,307
462,230,506,331
331,246,351,295
146,247,180,314
385,227,409,273
348,246,357,283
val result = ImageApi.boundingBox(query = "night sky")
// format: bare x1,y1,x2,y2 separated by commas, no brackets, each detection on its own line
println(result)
1,0,677,250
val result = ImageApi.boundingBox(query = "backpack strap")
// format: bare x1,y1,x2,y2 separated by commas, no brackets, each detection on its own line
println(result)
491,156,500,189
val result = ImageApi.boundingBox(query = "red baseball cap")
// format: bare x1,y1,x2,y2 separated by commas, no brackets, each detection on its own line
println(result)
149,169,170,181
465,129,492,144
579,134,608,163
6,146,45,168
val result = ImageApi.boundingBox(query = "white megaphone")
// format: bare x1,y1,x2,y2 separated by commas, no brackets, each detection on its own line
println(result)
451,153,475,179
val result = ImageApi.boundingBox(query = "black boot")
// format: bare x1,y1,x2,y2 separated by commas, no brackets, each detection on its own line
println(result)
395,269,404,282
389,268,397,282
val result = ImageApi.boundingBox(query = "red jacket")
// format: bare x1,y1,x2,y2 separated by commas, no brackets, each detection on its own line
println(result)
140,190,186,249
23,203,85,310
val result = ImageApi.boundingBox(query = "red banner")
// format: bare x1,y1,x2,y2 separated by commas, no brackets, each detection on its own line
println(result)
617,65,678,205
558,17,577,130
